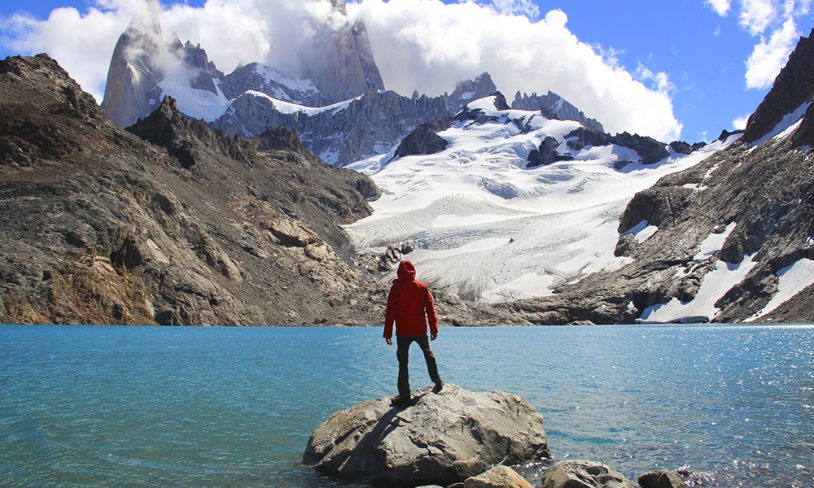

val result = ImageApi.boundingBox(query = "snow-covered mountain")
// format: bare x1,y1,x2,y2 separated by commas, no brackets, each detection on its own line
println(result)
101,0,383,129
345,94,726,302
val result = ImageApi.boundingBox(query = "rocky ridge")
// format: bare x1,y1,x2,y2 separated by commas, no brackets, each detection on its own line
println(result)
502,31,814,324
512,90,604,133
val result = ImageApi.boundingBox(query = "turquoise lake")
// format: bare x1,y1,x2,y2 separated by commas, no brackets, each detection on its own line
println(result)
1,324,812,487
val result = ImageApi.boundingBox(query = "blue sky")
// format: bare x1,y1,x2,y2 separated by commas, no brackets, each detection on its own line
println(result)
1,0,812,142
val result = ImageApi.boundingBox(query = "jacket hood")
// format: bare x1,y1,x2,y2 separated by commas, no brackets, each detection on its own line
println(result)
397,260,417,282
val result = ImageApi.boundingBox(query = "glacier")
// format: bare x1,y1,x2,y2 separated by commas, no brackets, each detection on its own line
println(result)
346,95,735,302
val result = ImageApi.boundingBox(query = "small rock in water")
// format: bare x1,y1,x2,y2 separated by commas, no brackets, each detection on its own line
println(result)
540,460,636,488
638,469,687,488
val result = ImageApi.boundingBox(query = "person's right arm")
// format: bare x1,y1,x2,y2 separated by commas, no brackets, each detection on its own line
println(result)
425,287,439,340
384,283,398,344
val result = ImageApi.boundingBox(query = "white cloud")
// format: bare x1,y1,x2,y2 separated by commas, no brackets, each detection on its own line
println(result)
745,17,800,88
713,0,811,90
739,0,778,34
0,0,683,141
732,114,750,129
706,0,733,16
487,0,540,19
635,63,676,96
349,0,681,140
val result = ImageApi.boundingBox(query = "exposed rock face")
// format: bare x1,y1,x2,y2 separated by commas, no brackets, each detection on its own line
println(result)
463,465,533,488
100,7,165,128
528,136,572,167
302,13,384,104
743,28,814,143
512,91,604,133
214,89,450,165
0,54,389,326
100,5,224,128
637,470,687,488
303,385,549,486
449,73,498,113
395,118,452,159
540,460,635,488
218,62,323,106
565,128,670,164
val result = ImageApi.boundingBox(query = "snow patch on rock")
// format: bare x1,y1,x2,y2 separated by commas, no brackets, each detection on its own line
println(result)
748,259,814,321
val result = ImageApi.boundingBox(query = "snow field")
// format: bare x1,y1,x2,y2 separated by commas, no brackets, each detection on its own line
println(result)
346,95,725,302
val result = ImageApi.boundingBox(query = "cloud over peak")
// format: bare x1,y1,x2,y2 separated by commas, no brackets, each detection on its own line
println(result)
0,0,683,141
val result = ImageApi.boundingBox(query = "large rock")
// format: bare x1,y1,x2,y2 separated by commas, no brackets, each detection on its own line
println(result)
540,460,636,488
637,470,687,488
303,385,549,486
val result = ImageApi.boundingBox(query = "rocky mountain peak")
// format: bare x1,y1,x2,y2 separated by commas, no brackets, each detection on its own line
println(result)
743,28,814,143
449,72,498,113
100,12,165,127
127,96,247,169
300,15,384,104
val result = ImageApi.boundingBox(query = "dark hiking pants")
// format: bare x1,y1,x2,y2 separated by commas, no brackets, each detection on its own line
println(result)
396,335,442,399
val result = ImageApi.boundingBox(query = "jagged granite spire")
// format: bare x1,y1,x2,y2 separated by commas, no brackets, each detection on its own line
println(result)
100,5,164,127
300,3,384,103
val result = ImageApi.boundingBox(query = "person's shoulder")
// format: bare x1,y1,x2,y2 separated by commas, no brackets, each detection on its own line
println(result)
414,279,430,290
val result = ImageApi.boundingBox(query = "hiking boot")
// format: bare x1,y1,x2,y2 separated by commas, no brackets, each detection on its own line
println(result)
390,395,411,408
433,382,444,393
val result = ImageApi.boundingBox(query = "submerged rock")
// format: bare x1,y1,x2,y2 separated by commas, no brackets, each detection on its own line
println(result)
540,460,635,488
303,384,549,487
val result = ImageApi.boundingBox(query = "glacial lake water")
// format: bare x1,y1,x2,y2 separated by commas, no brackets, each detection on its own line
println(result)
0,324,812,487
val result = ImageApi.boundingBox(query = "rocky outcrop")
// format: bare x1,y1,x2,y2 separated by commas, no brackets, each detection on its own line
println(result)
527,136,573,167
565,128,669,165
395,118,452,159
638,470,687,488
668,141,704,155
743,28,814,143
449,73,498,113
512,91,604,133
0,54,389,326
303,385,549,486
540,460,635,488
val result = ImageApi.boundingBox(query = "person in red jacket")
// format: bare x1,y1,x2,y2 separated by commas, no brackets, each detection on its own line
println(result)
384,260,443,407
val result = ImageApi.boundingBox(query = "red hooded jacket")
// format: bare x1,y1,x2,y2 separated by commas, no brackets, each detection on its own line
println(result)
384,260,439,339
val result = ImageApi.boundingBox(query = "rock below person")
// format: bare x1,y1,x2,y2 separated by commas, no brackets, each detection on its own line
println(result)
384,260,443,407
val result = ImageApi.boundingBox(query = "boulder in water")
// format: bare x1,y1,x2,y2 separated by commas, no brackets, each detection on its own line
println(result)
303,384,549,486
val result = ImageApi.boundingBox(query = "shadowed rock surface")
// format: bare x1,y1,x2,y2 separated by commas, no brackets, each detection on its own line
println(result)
743,28,814,143
638,470,687,488
540,460,635,488
303,385,549,487
395,118,452,159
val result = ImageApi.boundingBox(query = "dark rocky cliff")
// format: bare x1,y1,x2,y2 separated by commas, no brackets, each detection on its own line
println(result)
0,54,379,325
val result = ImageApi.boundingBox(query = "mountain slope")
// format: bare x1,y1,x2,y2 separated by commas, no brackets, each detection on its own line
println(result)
503,31,814,324
0,54,381,325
